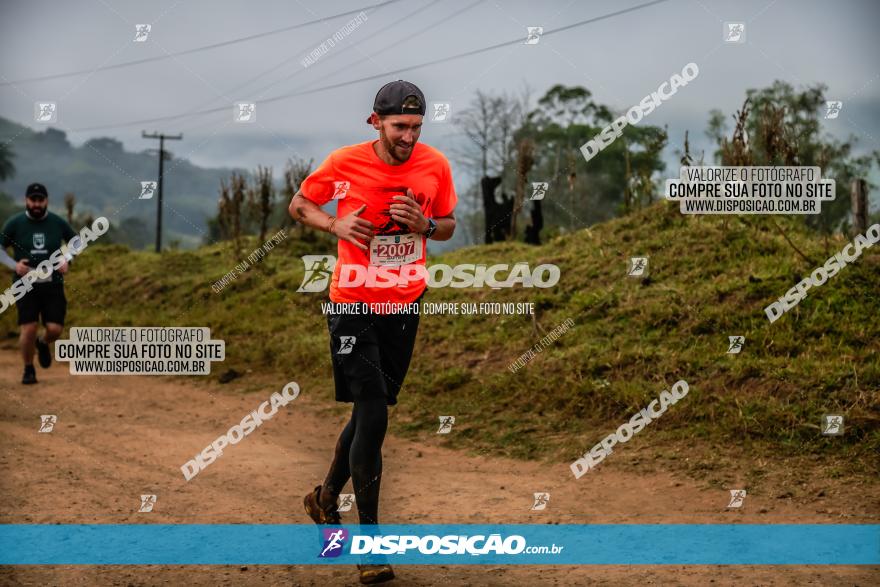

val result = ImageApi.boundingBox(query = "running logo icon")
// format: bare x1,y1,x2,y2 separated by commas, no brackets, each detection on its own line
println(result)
431,102,451,123
727,489,746,508
531,492,550,511
337,336,356,355
437,415,455,434
332,181,350,199
821,414,844,435
297,255,335,292
530,182,548,201
338,494,355,512
138,494,157,513
235,102,256,123
34,102,57,123
627,257,648,277
724,22,745,43
38,415,57,433
727,336,744,354
134,24,151,42
525,27,543,44
140,181,157,200
824,101,843,119
319,528,349,558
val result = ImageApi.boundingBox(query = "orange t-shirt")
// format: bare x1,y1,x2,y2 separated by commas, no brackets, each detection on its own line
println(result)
300,140,457,306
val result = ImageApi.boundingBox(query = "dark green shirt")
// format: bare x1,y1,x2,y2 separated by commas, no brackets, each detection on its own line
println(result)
1,211,77,284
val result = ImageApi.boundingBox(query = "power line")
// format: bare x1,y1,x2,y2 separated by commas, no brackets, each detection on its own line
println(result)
68,0,671,133
246,0,468,102
175,0,445,134
170,0,476,136
0,0,403,87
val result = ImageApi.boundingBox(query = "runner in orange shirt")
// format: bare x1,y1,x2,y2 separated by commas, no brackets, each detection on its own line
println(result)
289,80,457,585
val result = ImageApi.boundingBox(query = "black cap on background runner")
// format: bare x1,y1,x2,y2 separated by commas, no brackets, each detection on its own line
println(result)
25,182,48,199
366,80,426,123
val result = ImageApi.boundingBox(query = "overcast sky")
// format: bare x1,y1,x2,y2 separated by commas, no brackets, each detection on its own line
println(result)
2,0,879,186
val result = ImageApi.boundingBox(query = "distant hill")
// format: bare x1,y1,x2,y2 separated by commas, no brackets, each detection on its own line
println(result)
0,117,247,248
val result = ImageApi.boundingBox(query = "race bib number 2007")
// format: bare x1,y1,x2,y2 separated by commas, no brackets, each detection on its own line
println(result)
369,233,423,266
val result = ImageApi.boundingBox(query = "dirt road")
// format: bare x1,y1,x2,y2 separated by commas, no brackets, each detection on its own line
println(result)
0,350,876,586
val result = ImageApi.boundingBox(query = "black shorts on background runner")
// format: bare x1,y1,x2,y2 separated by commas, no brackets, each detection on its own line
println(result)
15,283,67,326
327,295,422,406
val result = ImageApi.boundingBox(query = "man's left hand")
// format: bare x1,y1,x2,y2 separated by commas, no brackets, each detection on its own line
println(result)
390,189,429,234
58,260,69,274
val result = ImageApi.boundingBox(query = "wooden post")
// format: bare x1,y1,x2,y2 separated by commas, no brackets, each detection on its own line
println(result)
851,178,868,235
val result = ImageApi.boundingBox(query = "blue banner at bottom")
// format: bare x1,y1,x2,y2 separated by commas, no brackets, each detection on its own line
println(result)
0,524,876,565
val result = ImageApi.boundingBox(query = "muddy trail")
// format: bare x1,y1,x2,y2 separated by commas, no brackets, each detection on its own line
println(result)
0,351,876,586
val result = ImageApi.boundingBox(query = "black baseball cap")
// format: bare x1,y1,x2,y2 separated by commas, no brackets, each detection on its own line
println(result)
25,182,48,199
366,80,426,123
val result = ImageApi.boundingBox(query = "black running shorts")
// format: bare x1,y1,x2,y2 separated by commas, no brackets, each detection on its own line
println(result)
15,283,67,326
326,297,422,406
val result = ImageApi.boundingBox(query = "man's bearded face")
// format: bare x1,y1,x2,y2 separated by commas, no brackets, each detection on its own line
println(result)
26,196,47,218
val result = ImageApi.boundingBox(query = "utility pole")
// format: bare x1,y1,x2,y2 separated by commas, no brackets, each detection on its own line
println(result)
851,178,868,236
142,131,183,252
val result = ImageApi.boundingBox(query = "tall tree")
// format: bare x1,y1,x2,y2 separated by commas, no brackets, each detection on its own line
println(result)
707,81,879,235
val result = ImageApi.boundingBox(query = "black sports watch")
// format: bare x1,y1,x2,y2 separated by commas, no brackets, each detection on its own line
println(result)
423,217,437,239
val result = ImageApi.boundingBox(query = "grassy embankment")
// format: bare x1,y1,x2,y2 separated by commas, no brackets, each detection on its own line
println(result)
3,201,877,486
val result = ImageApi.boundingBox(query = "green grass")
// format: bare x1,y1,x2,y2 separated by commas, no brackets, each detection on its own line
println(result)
3,203,877,477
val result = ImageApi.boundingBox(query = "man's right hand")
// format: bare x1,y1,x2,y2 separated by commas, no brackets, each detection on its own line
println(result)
331,205,373,251
15,259,31,277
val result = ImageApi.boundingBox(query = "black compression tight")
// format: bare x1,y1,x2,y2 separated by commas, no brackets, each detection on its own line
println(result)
322,397,388,525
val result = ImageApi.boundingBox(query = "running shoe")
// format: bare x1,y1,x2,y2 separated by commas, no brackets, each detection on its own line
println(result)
22,365,37,385
36,336,51,368
357,563,395,585
303,485,341,525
